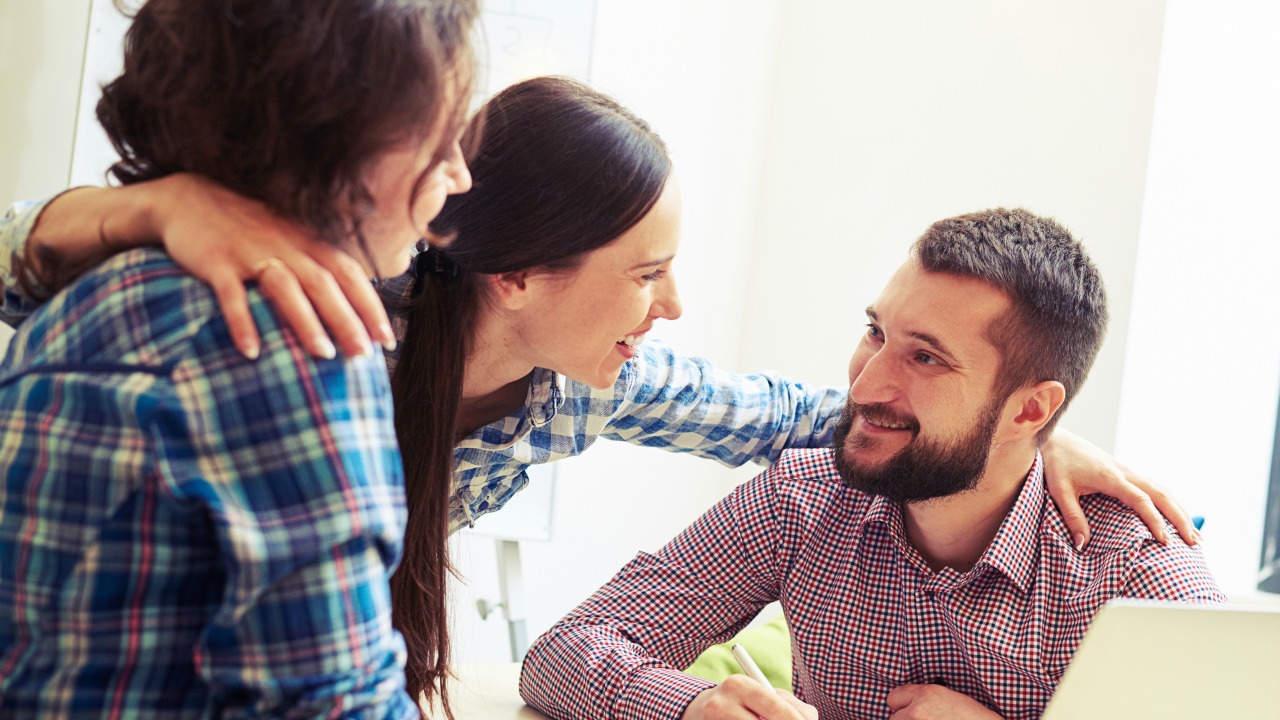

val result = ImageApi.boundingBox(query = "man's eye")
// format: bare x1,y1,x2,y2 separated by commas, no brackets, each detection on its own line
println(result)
916,352,940,366
865,323,882,339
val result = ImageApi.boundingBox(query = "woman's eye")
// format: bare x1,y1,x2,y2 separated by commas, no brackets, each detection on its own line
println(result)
642,269,666,282
915,352,941,366
865,323,883,340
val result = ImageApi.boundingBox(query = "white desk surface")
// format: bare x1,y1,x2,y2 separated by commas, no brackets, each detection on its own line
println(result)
424,663,550,720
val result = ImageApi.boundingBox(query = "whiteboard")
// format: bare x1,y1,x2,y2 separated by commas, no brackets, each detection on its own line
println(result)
477,0,597,97
465,462,557,542
71,0,599,543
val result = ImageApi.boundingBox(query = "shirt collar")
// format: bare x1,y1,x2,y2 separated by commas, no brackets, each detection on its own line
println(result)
854,452,1046,595
526,367,566,426
973,452,1046,594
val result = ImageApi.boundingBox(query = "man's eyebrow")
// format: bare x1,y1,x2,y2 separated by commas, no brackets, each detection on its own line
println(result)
865,307,961,363
628,255,675,271
909,331,959,363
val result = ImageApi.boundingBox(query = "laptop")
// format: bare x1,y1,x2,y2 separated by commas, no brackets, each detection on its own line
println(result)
1041,598,1280,720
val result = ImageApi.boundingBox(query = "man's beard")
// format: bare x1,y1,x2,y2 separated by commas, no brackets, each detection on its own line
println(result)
832,397,1003,503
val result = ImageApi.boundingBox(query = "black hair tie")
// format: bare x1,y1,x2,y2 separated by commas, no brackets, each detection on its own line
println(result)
416,244,462,284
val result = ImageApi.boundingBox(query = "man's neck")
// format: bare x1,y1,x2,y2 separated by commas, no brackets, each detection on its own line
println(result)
900,444,1038,574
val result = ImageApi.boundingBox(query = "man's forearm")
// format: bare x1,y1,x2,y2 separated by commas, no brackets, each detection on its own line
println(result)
520,619,714,720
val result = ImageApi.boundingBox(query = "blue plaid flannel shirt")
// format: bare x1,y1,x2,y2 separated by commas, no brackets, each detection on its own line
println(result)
0,201,415,717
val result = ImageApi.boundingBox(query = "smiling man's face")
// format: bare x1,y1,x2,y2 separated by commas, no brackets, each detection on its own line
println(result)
832,260,1014,502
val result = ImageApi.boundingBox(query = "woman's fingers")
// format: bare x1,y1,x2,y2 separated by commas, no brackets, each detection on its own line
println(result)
306,245,395,353
207,269,260,360
255,259,338,360
1051,487,1090,551
278,252,376,358
1128,475,1197,545
156,173,394,360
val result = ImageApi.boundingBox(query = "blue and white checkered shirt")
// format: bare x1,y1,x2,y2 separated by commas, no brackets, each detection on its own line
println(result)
365,259,849,534
1,200,415,716
446,341,845,531
5,194,849,707
0,198,44,327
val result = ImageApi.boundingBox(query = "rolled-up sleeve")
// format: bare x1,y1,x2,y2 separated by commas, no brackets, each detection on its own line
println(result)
0,198,51,327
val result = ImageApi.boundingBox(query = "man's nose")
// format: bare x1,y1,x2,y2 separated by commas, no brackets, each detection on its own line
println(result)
849,347,900,405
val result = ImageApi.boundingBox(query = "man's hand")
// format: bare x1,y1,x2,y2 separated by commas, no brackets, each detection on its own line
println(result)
681,675,817,720
1041,427,1198,549
150,174,395,361
886,683,1002,720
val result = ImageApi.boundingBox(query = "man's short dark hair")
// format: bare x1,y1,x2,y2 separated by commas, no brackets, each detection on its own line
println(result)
912,208,1108,441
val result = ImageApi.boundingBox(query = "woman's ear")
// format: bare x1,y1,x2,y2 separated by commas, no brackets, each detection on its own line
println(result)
488,271,533,310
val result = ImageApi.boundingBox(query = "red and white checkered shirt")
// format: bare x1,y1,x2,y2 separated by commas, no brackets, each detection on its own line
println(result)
520,448,1226,720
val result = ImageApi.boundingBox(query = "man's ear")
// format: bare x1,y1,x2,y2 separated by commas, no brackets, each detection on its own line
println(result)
488,271,534,310
1001,380,1067,441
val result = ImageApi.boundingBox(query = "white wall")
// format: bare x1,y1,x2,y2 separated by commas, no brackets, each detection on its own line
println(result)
1114,0,1280,597
0,1,91,357
0,0,91,202
739,0,1167,453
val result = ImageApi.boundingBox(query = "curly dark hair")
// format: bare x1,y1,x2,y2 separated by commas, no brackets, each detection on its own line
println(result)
98,0,476,250
79,1,478,716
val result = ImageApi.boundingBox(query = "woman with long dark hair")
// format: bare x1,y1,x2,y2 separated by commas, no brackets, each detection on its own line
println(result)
0,0,475,715
384,76,851,704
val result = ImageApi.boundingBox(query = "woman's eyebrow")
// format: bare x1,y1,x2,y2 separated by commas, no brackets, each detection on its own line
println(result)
628,255,675,271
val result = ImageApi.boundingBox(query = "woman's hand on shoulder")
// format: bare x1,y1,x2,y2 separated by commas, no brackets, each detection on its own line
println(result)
149,173,396,360
1042,427,1199,549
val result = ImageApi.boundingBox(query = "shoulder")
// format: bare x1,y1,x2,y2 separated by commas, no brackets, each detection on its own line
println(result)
1050,494,1225,602
749,448,863,523
3,248,212,371
1045,492,1165,561
769,448,843,485
6,247,390,405
1070,494,1158,553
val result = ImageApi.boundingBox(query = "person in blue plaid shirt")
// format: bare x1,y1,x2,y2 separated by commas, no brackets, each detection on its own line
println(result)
0,0,478,716
3,63,1199,720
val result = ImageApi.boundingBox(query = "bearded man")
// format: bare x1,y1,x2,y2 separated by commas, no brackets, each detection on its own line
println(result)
519,208,1225,720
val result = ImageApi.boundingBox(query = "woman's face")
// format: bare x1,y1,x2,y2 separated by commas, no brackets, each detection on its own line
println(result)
514,178,684,389
362,135,472,276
